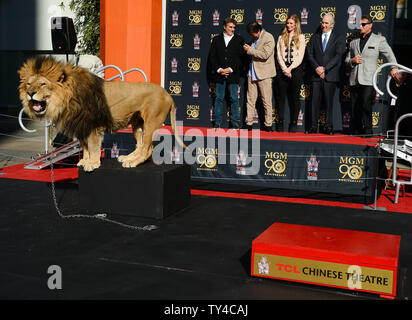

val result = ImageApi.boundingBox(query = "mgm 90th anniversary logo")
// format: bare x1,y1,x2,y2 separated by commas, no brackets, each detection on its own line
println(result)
300,84,311,101
188,9,202,25
230,9,245,24
273,8,288,24
152,127,262,175
170,34,183,49
196,147,218,171
264,151,287,177
186,105,200,120
320,7,336,18
169,81,182,96
188,58,201,72
338,156,364,183
370,5,386,22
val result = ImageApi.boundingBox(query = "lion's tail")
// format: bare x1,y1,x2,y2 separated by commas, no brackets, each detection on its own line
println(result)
170,102,187,149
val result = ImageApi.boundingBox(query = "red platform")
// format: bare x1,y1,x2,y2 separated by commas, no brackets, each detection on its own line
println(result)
251,223,401,298
0,163,78,182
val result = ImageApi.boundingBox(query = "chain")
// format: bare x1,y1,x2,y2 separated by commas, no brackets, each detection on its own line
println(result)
49,157,158,232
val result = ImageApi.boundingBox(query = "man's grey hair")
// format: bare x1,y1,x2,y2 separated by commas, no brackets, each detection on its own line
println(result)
323,13,335,25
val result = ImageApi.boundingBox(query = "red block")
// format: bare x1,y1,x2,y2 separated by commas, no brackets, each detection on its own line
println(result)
251,223,401,298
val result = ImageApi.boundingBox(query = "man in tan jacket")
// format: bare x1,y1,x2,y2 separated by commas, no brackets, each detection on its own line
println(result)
243,21,276,131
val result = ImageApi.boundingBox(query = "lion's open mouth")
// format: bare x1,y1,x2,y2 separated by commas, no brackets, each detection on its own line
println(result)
31,100,47,115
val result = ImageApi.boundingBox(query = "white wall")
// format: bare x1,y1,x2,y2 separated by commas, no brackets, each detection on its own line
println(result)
0,0,75,51
0,0,76,112
36,0,76,51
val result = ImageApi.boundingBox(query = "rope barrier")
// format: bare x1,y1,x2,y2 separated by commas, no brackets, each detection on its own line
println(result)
0,148,404,183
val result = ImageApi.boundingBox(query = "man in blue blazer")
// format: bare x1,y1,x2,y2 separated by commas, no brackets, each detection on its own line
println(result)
306,13,346,135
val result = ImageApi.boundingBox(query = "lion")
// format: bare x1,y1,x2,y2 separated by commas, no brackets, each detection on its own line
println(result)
18,56,185,172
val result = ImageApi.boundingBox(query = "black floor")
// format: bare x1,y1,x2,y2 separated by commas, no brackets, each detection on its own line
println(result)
1,177,412,304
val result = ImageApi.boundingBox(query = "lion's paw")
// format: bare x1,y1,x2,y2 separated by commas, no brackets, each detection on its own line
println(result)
121,158,144,168
117,155,128,163
77,159,86,167
82,160,101,172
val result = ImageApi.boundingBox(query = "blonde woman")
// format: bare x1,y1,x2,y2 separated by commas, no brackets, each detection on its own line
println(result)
276,14,305,132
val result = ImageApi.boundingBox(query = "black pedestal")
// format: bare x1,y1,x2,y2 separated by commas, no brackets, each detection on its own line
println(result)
79,159,191,219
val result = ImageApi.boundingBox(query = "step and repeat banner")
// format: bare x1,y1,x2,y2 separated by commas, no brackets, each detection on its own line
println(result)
103,131,380,204
164,0,394,133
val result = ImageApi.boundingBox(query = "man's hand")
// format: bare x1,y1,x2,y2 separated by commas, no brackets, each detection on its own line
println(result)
315,66,325,79
219,67,232,76
315,66,325,76
243,44,250,52
390,68,404,85
352,55,362,65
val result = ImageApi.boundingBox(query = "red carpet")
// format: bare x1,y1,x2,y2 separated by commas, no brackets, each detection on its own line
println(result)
191,186,412,214
0,163,78,182
119,126,381,146
1,161,411,214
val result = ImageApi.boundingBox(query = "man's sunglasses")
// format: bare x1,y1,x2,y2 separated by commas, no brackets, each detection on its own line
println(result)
360,22,372,27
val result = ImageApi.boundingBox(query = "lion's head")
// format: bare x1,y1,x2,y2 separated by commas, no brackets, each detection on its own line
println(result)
18,57,69,120
18,57,112,142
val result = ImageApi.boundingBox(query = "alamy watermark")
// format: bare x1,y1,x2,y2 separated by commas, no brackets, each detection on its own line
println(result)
47,265,62,290
152,122,262,175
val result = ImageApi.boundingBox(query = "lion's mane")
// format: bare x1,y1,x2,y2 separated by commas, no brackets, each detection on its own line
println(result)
18,57,113,144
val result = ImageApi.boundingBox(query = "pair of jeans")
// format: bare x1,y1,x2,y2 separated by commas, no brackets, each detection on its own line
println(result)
214,81,240,127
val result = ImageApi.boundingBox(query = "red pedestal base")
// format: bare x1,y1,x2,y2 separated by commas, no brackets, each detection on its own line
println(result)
251,223,400,298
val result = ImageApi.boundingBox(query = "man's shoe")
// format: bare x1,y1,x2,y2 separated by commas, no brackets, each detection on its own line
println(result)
364,129,373,136
246,124,253,131
264,125,273,132
306,127,317,134
289,121,298,133
276,122,284,132
324,127,334,135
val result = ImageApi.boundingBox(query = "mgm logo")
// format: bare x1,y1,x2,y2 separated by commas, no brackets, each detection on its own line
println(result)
169,81,182,96
186,105,200,120
376,58,384,75
170,34,183,49
188,58,201,72
188,9,202,25
370,5,386,22
230,9,245,24
342,85,351,102
273,8,289,24
303,33,313,45
320,7,336,18
196,147,218,171
372,112,380,128
264,151,287,176
338,156,364,183
300,84,311,100
346,32,358,46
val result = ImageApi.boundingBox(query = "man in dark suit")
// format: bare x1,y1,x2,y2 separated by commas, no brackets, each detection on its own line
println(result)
306,13,346,134
209,17,245,129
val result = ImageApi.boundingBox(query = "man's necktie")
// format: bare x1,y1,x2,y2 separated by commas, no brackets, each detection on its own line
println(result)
322,33,328,52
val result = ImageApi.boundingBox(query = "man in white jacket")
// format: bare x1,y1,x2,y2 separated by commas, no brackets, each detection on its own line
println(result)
346,15,399,135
